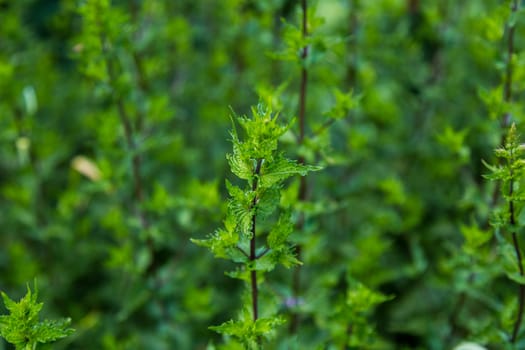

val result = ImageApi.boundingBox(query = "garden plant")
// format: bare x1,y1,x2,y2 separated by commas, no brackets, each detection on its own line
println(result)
2,0,525,349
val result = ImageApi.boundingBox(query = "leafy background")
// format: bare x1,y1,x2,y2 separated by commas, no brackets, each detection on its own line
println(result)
0,0,524,349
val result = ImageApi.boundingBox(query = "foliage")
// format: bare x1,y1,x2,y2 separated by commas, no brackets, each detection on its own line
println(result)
480,124,525,346
2,0,525,348
0,283,74,350
193,104,320,348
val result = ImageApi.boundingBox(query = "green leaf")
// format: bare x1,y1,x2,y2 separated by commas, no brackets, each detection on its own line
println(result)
226,180,255,237
0,282,74,349
267,246,302,269
225,268,251,282
209,315,285,342
346,279,394,313
227,143,253,181
260,155,322,188
267,212,294,249
461,224,492,254
268,21,304,63
482,159,508,181
256,187,280,219
325,88,360,120
251,254,276,272
499,242,522,276
34,318,75,344
190,226,239,260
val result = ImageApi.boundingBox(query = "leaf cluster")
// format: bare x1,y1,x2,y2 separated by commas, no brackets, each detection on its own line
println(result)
4,0,524,348
193,104,320,269
209,306,285,350
193,103,320,344
484,124,525,229
0,283,74,350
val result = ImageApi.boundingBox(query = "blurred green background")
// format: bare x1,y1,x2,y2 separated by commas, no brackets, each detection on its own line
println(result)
0,0,523,348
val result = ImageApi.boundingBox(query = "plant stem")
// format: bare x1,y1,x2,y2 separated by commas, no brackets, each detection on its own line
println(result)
492,0,519,207
251,159,263,321
291,0,308,334
129,1,148,132
298,0,308,145
509,156,525,342
511,230,524,342
452,4,520,342
97,11,154,282
490,3,524,340
296,0,308,145
347,0,359,86
94,0,148,231
502,0,518,129
103,42,148,229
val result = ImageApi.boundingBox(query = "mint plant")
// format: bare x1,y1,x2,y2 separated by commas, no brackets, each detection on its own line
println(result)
0,283,74,350
6,0,525,348
269,0,359,336
484,124,525,344
490,0,520,205
192,103,320,348
444,2,524,346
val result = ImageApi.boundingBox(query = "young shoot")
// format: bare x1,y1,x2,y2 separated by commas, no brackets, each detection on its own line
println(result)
0,282,74,350
192,103,321,348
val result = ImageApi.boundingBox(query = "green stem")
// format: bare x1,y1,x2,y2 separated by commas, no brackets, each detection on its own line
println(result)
502,0,518,129
509,156,525,342
98,23,146,223
96,8,154,281
511,231,524,342
492,0,520,208
251,159,263,321
291,0,308,335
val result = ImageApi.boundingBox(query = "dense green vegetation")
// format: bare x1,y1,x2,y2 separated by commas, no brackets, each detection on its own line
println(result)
1,0,525,348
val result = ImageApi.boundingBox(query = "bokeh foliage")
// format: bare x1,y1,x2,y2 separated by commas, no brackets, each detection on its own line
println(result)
1,0,525,349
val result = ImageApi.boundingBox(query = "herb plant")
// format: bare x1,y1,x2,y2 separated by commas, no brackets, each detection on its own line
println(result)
0,283,74,350
484,124,525,344
192,103,320,348
4,0,525,348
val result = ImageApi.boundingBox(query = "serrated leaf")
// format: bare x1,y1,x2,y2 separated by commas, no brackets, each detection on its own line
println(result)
260,156,321,188
0,283,74,349
267,246,302,269
233,105,291,160
227,144,253,181
251,254,277,272
34,318,74,343
482,159,509,181
252,316,286,335
225,268,251,282
257,187,280,219
209,316,285,341
190,227,239,260
209,319,243,337
225,181,255,237
229,199,254,238
267,212,293,249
